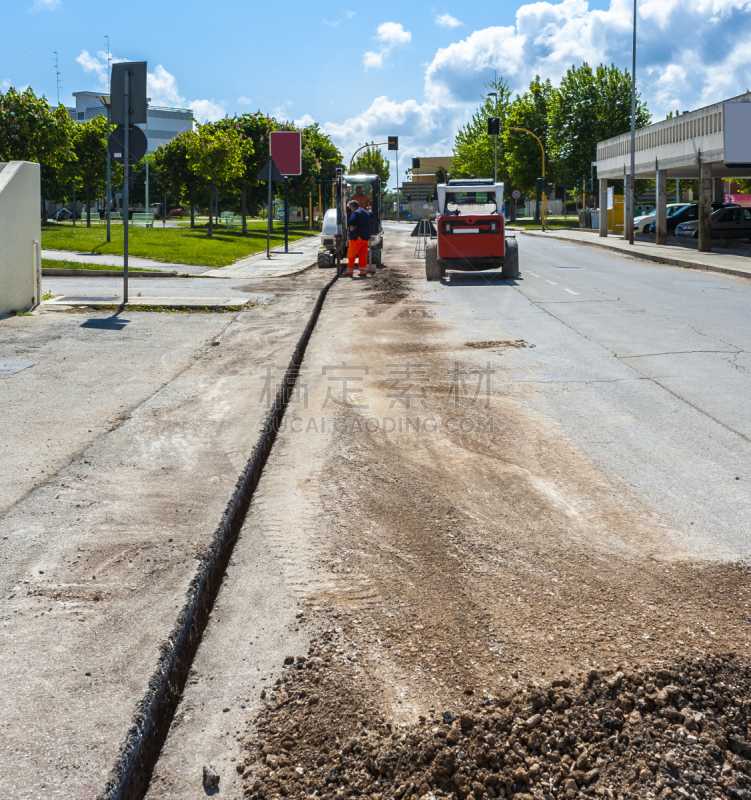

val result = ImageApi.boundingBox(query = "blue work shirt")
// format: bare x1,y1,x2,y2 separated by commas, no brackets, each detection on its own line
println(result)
348,207,371,241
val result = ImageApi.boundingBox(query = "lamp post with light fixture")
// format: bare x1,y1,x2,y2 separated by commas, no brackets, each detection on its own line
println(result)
98,93,112,242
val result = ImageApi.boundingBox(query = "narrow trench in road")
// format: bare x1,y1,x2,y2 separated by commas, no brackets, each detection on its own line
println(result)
101,270,341,800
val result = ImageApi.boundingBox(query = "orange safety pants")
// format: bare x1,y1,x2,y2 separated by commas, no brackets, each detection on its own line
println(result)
346,238,368,275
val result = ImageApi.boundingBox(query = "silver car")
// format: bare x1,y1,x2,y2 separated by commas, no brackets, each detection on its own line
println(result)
634,203,688,234
675,206,751,239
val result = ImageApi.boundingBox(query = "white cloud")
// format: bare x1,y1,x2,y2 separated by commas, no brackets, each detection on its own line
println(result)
363,51,384,69
293,113,316,128
345,10,356,18
327,0,751,165
237,95,252,106
1,79,11,91
189,99,226,123
436,12,462,27
30,0,60,11
376,21,412,45
363,21,412,69
148,64,184,107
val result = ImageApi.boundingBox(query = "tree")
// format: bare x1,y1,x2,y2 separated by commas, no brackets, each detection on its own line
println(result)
186,124,251,237
452,76,512,180
349,143,390,185
0,86,75,218
504,77,554,221
212,112,269,232
547,62,650,188
68,116,111,227
153,131,203,227
130,153,168,211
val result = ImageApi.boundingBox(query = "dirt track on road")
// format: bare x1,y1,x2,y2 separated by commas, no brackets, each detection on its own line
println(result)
228,234,751,800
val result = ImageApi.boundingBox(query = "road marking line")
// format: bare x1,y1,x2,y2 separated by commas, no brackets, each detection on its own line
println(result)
564,288,579,295
546,279,557,285
527,271,540,277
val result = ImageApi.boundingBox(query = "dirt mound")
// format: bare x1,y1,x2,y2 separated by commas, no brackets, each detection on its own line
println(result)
239,630,751,800
368,268,409,304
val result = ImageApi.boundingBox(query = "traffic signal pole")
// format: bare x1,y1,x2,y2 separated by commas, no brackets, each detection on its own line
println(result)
500,125,547,232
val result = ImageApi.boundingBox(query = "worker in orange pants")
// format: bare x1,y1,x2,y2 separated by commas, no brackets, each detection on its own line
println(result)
346,237,369,276
346,199,371,277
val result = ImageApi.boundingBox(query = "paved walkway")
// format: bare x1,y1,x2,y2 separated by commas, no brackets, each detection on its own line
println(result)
519,228,751,280
42,232,321,279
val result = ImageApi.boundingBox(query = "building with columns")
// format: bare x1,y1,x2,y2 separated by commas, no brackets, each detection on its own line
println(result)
595,92,751,252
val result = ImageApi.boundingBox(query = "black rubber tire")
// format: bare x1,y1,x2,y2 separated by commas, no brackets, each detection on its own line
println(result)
502,239,519,279
425,243,441,281
371,249,381,266
317,251,329,269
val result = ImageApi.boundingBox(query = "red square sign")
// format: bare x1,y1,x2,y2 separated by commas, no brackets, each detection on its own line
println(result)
270,130,302,176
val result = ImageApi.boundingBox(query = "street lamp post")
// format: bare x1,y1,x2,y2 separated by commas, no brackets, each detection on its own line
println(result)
488,92,498,184
628,0,637,245
499,125,547,232
99,94,112,242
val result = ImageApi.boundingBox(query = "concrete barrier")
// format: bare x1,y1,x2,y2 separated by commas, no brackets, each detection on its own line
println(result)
0,161,41,315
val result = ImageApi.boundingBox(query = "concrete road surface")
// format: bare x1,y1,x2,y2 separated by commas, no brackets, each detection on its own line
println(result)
418,233,751,559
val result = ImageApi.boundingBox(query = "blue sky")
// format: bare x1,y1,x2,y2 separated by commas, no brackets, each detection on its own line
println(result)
3,0,751,184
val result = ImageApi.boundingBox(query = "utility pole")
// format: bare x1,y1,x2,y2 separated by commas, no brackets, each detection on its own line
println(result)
53,52,61,106
628,0,637,245
488,92,498,183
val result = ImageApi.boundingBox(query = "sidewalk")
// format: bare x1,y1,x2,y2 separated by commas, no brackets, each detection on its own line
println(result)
519,228,751,280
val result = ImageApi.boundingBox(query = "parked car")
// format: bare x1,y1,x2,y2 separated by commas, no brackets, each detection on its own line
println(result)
647,202,734,235
634,203,688,234
675,205,751,239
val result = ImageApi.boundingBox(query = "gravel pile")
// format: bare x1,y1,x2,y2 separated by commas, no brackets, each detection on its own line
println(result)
239,632,751,800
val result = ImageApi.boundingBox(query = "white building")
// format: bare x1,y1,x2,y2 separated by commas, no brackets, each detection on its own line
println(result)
67,91,194,153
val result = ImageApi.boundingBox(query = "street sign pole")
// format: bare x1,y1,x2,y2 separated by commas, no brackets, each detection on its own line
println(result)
267,175,272,258
106,105,111,242
284,176,289,253
123,69,130,303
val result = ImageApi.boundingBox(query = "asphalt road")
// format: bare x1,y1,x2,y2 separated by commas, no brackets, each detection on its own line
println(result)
417,231,751,560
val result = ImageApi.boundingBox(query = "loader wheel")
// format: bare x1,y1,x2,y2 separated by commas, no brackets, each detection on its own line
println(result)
502,238,519,279
317,250,330,268
425,243,441,281
371,248,381,267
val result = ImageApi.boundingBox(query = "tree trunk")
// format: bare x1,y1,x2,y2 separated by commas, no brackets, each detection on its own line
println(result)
190,187,195,228
86,186,91,227
241,186,247,235
208,185,214,238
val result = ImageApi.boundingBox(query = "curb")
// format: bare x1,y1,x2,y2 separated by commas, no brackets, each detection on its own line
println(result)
42,269,176,277
519,230,751,281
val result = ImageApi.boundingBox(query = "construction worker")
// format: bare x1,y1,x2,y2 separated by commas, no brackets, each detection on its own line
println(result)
346,199,371,277
349,185,372,210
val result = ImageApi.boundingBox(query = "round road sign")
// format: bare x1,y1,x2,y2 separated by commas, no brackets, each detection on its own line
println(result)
512,189,521,199
108,124,148,165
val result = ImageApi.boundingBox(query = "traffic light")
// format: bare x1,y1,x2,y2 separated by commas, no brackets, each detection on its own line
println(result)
536,177,548,193
411,157,421,169
585,178,593,191
388,136,398,151
406,194,411,202
575,178,583,190
487,117,500,136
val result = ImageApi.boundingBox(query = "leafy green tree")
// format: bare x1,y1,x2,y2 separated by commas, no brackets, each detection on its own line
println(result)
0,86,75,218
212,112,270,232
547,62,650,187
186,124,252,237
68,116,112,227
452,77,512,180
130,153,169,212
504,77,554,221
349,143,390,185
153,131,203,227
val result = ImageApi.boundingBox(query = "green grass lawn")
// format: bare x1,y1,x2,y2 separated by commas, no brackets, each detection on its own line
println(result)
510,217,581,230
42,221,317,267
41,258,167,273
